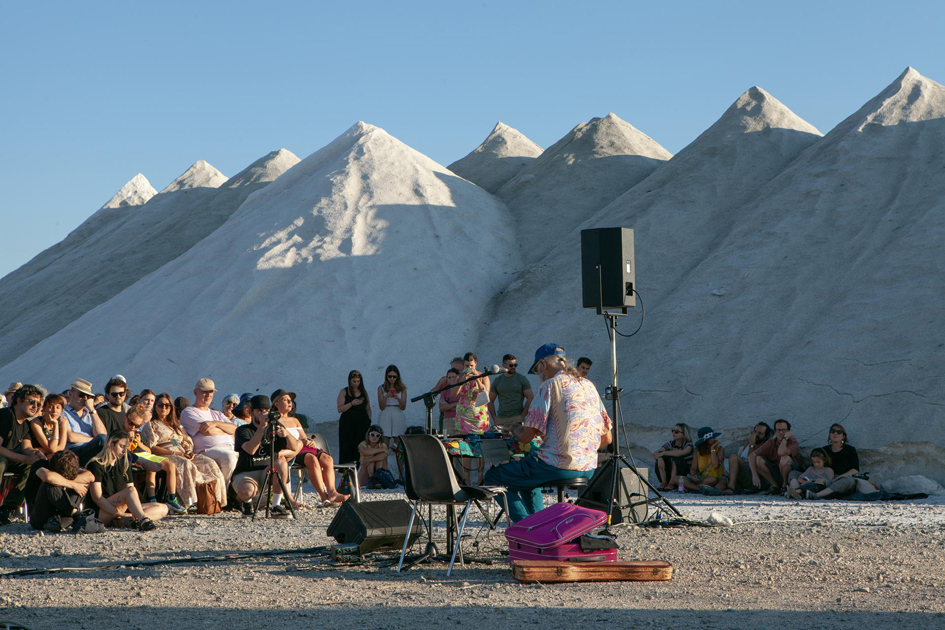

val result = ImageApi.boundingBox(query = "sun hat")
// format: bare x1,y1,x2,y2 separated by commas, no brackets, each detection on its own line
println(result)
694,426,723,446
69,378,95,397
270,389,297,404
223,393,239,405
528,343,566,374
5,381,23,396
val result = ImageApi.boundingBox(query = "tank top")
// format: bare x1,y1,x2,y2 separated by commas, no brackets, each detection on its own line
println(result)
340,390,370,424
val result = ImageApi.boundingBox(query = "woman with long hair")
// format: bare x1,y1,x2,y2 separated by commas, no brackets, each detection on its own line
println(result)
357,425,389,487
376,365,407,475
137,389,156,419
454,353,490,436
140,392,227,509
272,389,348,506
87,430,167,530
337,370,371,465
30,393,69,457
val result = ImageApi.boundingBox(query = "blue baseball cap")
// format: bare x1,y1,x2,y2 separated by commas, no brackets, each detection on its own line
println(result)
528,343,566,374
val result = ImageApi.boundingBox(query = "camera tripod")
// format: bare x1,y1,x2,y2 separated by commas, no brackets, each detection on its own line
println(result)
252,412,297,520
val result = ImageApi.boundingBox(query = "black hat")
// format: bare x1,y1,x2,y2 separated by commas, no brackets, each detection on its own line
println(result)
250,395,271,410
270,389,297,405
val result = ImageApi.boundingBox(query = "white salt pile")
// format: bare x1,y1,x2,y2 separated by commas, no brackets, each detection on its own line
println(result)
101,173,157,209
498,112,671,264
447,121,543,193
0,151,299,364
0,123,520,420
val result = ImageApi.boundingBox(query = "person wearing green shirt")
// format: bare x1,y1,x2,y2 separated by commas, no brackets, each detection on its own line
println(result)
488,354,534,426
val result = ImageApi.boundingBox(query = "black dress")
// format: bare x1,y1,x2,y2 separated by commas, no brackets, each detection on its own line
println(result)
338,390,370,465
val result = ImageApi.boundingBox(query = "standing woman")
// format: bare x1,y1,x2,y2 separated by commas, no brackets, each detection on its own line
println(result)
30,394,70,458
337,370,371,465
454,353,490,436
140,392,227,509
377,365,407,474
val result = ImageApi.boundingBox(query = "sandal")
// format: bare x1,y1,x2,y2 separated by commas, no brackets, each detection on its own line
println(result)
138,518,157,532
721,489,735,496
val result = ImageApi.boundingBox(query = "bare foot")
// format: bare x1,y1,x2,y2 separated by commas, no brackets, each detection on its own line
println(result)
329,492,350,504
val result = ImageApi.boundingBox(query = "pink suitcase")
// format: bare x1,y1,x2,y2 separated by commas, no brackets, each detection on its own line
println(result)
505,502,618,563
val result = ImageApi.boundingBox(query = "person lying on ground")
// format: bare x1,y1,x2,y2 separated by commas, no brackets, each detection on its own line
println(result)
725,422,771,494
748,418,800,493
88,430,168,531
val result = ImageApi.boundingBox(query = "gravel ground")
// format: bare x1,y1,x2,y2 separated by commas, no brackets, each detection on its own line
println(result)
1,489,944,630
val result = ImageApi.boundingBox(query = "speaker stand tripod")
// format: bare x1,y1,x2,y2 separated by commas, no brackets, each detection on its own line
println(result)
577,313,683,524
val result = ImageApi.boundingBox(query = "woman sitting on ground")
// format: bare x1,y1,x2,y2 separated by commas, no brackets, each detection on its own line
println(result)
653,423,694,490
87,430,168,531
357,425,390,487
272,389,349,506
140,392,227,510
30,393,69,458
786,447,834,499
809,424,861,499
682,427,727,494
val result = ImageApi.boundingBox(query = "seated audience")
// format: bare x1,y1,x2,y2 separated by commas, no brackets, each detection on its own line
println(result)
179,379,238,486
122,406,187,514
725,422,772,494
272,388,347,506
29,450,101,533
87,430,167,531
786,447,835,499
232,395,300,517
810,424,862,499
748,418,800,493
357,425,390,488
97,377,130,433
221,394,240,422
61,378,107,466
141,392,227,509
652,423,694,490
682,427,727,494
30,393,69,458
137,389,156,418
0,385,46,525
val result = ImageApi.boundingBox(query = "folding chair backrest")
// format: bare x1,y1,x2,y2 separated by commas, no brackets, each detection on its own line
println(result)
310,433,333,458
397,434,463,503
480,439,511,471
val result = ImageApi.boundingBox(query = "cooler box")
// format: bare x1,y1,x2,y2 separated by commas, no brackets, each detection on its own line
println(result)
505,502,618,563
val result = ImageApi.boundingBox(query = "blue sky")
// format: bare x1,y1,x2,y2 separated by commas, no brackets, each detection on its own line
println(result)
2,1,943,278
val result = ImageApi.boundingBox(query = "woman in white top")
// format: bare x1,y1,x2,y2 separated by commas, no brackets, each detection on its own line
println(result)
376,365,407,476
272,389,348,506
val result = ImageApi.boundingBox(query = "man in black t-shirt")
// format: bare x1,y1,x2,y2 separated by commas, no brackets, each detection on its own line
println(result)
96,378,129,435
0,385,46,525
232,395,300,517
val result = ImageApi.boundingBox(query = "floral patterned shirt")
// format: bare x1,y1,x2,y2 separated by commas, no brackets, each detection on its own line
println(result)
524,372,611,471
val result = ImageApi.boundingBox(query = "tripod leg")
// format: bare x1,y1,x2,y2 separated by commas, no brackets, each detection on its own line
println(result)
274,467,297,519
253,470,273,519
621,457,684,518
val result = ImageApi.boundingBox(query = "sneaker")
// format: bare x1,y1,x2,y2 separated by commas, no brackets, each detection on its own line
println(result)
138,518,157,532
72,510,105,534
804,489,819,500
44,516,63,533
786,486,801,500
270,504,289,517
148,496,158,503
241,502,254,518
0,510,13,526
165,496,187,515
699,485,723,496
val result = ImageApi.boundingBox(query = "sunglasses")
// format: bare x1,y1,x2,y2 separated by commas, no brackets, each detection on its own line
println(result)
109,391,126,397
387,375,397,379
26,399,42,407
155,402,172,409
125,421,143,428
507,364,517,368
369,432,381,438
829,429,844,434
672,429,682,434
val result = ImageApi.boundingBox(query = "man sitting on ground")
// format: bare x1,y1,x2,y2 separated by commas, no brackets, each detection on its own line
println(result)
180,378,238,486
30,450,102,533
748,418,800,493
61,379,107,466
0,385,47,525
232,395,300,517
725,422,772,494
484,344,612,522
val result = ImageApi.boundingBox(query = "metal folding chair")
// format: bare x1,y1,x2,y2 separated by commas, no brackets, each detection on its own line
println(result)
309,433,360,504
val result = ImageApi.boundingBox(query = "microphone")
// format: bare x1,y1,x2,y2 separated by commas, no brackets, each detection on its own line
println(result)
483,365,509,375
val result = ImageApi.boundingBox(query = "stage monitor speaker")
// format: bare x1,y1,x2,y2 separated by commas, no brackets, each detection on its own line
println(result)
576,465,648,525
326,499,423,554
581,227,635,311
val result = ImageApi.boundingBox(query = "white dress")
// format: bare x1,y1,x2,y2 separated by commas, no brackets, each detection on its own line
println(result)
377,394,407,473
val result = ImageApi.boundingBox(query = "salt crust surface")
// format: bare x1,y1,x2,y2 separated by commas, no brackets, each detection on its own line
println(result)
498,112,672,264
0,124,520,414
0,151,298,364
480,68,945,484
447,121,543,193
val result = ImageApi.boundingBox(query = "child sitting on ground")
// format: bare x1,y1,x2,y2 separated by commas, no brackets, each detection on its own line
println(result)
357,425,390,488
787,448,835,499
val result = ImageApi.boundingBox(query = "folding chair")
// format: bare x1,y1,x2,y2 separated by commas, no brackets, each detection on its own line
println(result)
1,472,28,521
395,435,509,576
309,433,360,504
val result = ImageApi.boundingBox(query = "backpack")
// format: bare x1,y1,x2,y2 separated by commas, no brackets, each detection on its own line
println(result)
372,468,398,490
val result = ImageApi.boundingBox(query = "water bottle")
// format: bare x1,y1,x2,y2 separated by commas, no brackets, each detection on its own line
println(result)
678,476,685,493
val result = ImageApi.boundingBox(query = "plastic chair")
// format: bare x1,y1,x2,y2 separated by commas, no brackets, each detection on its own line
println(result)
395,435,509,576
1,472,28,521
309,433,360,504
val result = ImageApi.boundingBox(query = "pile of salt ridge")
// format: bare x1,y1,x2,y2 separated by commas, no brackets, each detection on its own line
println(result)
0,150,299,364
101,173,157,209
0,123,521,421
484,68,945,483
497,112,671,264
447,121,542,193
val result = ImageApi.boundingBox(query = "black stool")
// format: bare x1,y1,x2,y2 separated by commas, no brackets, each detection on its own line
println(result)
541,477,589,502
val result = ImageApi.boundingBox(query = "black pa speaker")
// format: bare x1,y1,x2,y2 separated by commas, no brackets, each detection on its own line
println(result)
581,227,636,311
576,464,648,525
326,499,423,553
